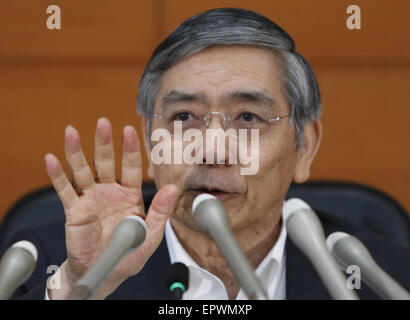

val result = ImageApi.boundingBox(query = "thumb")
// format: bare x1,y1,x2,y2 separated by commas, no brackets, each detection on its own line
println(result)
144,184,180,244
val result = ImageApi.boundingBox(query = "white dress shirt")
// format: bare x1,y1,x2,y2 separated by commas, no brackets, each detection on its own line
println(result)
165,216,287,300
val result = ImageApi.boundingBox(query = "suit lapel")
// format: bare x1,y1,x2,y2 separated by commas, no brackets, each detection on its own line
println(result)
285,237,332,299
285,209,371,300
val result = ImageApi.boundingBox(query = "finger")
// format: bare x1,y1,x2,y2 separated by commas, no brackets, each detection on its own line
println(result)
65,125,95,191
145,184,179,243
121,125,142,190
94,117,116,183
45,153,79,210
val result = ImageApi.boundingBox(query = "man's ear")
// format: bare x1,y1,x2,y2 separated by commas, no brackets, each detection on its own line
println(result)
142,118,155,179
293,119,322,183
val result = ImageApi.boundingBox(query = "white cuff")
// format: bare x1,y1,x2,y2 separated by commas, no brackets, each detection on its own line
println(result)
44,286,50,300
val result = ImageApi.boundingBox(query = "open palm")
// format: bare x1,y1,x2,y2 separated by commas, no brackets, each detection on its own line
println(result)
44,118,178,299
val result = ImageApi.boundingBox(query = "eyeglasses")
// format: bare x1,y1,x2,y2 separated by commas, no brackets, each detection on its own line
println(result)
152,105,290,136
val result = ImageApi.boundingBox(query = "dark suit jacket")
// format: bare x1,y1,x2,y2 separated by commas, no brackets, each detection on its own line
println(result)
6,210,410,300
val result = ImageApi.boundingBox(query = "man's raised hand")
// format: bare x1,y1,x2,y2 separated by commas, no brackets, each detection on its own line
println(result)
44,117,178,299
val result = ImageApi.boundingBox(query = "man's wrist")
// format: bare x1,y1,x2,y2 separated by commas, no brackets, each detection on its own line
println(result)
47,261,74,300
45,260,125,300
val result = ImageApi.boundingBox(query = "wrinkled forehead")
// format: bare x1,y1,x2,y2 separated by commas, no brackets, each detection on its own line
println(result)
155,46,287,110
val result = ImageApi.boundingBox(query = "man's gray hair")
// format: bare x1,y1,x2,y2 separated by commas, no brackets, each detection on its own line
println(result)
137,8,321,147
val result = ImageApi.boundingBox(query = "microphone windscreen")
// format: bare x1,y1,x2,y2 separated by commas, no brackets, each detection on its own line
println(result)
282,198,311,222
167,262,189,291
192,193,217,213
11,240,38,262
326,232,351,251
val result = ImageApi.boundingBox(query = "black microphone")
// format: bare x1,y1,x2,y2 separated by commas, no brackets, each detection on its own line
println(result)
167,262,189,300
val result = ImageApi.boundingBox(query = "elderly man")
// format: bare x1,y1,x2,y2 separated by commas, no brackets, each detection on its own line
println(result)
8,8,410,300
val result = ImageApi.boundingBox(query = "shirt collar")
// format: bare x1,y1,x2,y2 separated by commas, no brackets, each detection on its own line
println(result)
165,208,287,272
254,218,287,273
165,218,200,268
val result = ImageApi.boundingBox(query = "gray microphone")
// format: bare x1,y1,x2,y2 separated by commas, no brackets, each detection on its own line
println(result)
283,198,358,300
192,194,268,300
69,215,147,300
327,232,410,300
0,240,38,300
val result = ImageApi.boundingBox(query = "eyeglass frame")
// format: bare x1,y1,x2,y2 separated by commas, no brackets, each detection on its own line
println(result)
152,110,291,130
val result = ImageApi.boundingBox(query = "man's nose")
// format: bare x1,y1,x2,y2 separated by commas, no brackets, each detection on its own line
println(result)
201,117,235,166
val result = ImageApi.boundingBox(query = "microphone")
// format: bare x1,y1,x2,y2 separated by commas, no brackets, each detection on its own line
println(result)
283,198,358,300
0,240,38,300
69,215,147,300
327,232,410,300
167,262,189,300
192,194,268,300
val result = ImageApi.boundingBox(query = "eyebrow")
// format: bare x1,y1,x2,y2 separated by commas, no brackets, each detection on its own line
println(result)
160,89,277,111
225,90,277,108
160,90,208,110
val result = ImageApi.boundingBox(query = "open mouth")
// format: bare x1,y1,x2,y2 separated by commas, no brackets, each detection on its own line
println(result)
188,188,235,201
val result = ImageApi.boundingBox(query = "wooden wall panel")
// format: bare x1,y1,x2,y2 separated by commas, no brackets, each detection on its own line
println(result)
311,64,410,208
0,64,150,217
159,0,410,60
0,1,156,60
